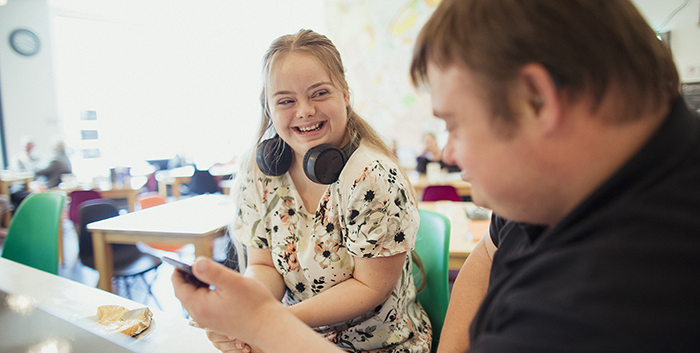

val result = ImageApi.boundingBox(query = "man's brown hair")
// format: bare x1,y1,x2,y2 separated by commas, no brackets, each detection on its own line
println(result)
411,0,680,126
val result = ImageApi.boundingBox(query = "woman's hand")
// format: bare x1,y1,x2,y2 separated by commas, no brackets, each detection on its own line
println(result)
206,329,256,353
172,257,343,353
172,258,281,349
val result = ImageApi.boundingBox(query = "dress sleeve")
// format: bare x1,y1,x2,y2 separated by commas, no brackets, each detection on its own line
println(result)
344,161,419,258
231,171,270,249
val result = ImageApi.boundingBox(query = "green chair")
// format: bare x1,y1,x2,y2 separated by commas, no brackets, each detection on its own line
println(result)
1,192,66,274
412,209,451,352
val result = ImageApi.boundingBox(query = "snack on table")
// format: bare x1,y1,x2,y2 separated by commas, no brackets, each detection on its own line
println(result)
96,305,153,337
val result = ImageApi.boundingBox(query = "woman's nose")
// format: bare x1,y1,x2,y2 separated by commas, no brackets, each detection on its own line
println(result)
296,99,315,118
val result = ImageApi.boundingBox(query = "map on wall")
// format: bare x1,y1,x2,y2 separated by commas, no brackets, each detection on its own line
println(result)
326,0,443,155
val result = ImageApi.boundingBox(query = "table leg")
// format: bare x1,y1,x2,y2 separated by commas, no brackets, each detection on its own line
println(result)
92,230,116,293
173,179,181,200
193,238,214,258
1,182,11,228
158,179,168,200
127,193,135,212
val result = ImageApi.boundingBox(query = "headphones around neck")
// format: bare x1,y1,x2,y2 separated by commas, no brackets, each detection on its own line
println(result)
256,134,359,184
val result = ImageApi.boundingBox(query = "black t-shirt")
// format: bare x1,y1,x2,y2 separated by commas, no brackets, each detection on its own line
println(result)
470,99,700,352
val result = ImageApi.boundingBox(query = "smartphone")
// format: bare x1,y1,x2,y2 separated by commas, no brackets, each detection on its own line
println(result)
162,256,210,288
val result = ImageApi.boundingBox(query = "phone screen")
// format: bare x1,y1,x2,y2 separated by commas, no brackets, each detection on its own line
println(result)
162,256,210,287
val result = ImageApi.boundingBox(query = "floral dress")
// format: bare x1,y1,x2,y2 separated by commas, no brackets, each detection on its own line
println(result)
233,144,432,352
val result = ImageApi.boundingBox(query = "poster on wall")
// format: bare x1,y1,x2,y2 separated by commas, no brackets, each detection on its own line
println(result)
681,82,700,114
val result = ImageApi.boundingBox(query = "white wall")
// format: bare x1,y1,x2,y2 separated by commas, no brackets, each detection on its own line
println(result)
633,0,700,82
49,0,327,181
0,0,698,173
0,0,60,167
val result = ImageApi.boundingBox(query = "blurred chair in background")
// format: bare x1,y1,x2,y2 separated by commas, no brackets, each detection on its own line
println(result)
1,192,66,274
187,168,218,195
136,192,188,257
68,190,102,232
421,185,461,202
136,192,166,209
78,199,162,308
413,209,451,352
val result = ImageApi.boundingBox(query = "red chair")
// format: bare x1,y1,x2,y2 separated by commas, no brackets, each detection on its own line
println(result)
421,185,461,202
68,190,103,231
137,193,186,254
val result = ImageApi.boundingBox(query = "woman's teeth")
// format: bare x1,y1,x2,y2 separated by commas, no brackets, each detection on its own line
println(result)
297,122,323,133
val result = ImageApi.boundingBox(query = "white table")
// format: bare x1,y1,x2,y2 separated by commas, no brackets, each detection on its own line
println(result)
418,201,491,270
0,257,219,352
88,194,237,292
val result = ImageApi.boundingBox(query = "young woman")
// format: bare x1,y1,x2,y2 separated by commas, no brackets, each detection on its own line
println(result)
208,29,431,352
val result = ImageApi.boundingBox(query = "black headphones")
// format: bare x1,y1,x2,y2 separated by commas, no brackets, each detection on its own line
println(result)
256,134,359,184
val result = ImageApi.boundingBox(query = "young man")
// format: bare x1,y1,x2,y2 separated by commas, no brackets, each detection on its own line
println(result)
173,1,700,352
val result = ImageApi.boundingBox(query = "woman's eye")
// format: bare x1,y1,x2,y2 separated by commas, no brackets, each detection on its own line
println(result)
278,99,294,105
313,90,329,98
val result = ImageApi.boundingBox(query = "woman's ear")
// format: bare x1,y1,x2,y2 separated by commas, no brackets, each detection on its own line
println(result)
343,86,350,107
517,63,561,135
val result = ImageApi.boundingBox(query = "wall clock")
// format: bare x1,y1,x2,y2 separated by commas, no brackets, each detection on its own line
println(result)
9,29,41,56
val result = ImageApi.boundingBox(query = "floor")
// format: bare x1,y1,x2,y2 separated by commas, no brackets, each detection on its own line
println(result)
1,196,230,318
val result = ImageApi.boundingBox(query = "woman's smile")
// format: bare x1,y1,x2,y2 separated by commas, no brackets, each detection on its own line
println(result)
294,121,326,135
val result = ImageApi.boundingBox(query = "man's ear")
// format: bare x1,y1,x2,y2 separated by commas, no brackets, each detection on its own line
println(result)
517,63,561,135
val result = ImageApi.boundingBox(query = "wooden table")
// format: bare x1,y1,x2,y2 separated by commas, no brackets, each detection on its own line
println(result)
419,201,491,271
57,184,144,213
0,171,34,226
156,165,194,200
156,164,237,200
97,187,141,212
412,173,472,198
88,194,237,292
0,257,219,352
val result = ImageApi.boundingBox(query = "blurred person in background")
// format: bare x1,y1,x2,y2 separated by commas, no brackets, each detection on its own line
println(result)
416,132,460,174
35,140,72,189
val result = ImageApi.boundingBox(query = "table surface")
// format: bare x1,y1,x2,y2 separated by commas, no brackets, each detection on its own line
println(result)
0,170,35,182
88,194,237,236
418,201,491,271
87,194,237,292
0,257,219,352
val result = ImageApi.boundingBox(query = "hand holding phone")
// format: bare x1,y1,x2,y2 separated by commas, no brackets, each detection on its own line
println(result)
162,256,210,288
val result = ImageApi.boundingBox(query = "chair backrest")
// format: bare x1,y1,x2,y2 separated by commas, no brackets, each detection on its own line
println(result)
68,190,102,225
188,169,218,195
421,185,462,202
78,198,142,269
1,192,66,274
412,209,451,351
137,192,166,209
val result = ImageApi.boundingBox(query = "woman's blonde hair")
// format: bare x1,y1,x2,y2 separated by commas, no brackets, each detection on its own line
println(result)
256,29,394,166
239,29,413,197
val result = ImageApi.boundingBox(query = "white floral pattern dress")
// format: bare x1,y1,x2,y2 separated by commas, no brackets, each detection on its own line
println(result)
233,144,432,352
